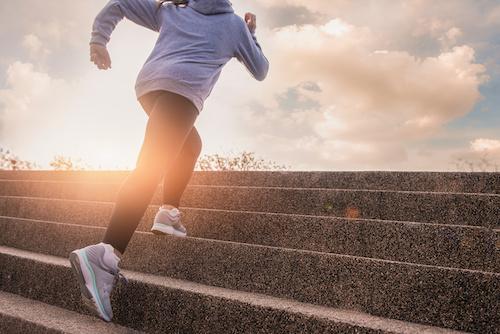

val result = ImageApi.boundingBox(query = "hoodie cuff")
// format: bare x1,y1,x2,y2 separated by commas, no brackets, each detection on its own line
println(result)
90,33,109,46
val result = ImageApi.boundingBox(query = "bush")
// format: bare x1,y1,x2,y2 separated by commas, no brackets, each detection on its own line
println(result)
1,147,289,171
0,148,38,170
195,151,289,171
49,155,90,171
453,153,499,172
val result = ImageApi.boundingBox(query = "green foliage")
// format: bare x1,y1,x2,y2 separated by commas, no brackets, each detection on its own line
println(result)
0,147,38,170
195,151,289,171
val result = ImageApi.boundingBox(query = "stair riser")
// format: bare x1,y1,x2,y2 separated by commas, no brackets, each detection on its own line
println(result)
0,198,497,272
0,252,388,334
0,181,498,227
0,314,61,334
0,219,497,332
1,171,498,194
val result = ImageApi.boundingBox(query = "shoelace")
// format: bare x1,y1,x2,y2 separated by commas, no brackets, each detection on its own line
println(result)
161,207,181,219
115,271,129,286
104,271,129,295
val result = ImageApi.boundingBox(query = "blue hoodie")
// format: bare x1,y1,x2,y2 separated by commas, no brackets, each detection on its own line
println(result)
91,0,270,113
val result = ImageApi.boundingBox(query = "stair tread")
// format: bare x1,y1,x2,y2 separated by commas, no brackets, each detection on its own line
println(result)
0,179,499,196
1,215,498,274
1,180,497,229
1,216,498,332
0,170,498,194
0,245,469,334
1,195,497,229
0,291,140,334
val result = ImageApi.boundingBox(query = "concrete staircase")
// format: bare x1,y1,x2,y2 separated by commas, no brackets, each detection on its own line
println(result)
0,170,498,333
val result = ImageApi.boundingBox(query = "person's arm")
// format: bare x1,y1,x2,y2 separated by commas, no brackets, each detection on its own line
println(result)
90,0,161,46
234,13,269,81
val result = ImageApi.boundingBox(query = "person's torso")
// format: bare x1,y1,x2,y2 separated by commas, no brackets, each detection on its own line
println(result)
137,4,241,91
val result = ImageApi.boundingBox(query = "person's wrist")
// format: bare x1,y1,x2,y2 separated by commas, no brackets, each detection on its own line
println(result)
89,34,108,47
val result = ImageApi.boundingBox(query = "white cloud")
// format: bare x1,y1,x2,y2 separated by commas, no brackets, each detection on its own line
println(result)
321,19,351,36
0,56,148,169
471,138,500,152
237,19,487,170
0,61,72,160
487,5,500,25
0,8,161,169
1,0,497,171
450,138,500,172
22,34,51,64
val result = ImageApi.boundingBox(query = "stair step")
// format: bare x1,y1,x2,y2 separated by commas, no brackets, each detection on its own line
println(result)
0,170,498,194
0,291,140,334
0,218,497,332
0,181,498,227
0,246,470,334
0,195,498,271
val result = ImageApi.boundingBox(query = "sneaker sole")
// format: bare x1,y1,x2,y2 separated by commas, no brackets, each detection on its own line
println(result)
69,250,111,322
151,223,187,237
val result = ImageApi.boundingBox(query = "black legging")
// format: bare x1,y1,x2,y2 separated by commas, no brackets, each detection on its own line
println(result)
102,90,201,254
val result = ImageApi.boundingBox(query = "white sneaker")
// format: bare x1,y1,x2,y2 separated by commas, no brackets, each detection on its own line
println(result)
151,206,187,237
68,242,128,322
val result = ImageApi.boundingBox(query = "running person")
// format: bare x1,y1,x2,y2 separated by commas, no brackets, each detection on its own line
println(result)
69,0,268,322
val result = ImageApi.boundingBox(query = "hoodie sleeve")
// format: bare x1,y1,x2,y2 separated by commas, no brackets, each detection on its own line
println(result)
234,21,270,81
91,0,161,46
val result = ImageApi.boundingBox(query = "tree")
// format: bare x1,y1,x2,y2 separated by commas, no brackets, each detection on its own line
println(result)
195,151,289,171
1,147,290,171
453,152,499,172
0,147,38,170
49,155,90,171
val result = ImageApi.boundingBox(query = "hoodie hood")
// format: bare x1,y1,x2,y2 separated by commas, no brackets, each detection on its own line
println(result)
188,0,234,15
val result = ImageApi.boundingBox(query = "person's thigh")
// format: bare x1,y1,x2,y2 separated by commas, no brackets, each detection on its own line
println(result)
138,90,164,116
135,91,199,171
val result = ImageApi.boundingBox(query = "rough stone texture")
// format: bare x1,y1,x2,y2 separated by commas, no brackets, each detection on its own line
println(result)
0,219,498,332
0,246,469,334
0,291,140,334
0,315,62,334
0,170,498,194
0,171,498,333
0,199,497,272
0,180,498,228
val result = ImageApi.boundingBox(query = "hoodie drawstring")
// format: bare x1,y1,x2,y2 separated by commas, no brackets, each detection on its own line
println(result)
157,0,189,12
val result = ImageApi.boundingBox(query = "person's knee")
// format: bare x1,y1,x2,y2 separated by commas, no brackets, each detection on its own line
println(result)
134,155,166,186
191,133,202,158
184,129,202,159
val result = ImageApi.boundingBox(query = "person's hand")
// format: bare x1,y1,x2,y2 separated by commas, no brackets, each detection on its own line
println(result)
90,43,111,70
245,12,256,34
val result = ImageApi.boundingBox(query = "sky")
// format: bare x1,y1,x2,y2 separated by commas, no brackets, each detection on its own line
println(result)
0,0,499,171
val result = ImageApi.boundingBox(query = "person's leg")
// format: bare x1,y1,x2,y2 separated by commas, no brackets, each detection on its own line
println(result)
138,90,163,117
102,90,199,255
161,126,202,209
150,127,201,237
138,90,202,209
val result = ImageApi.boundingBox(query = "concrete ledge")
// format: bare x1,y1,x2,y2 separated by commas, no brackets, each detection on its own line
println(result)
0,246,469,334
0,291,140,333
0,170,498,194
0,219,497,332
0,196,498,271
0,181,498,227
0,170,497,332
